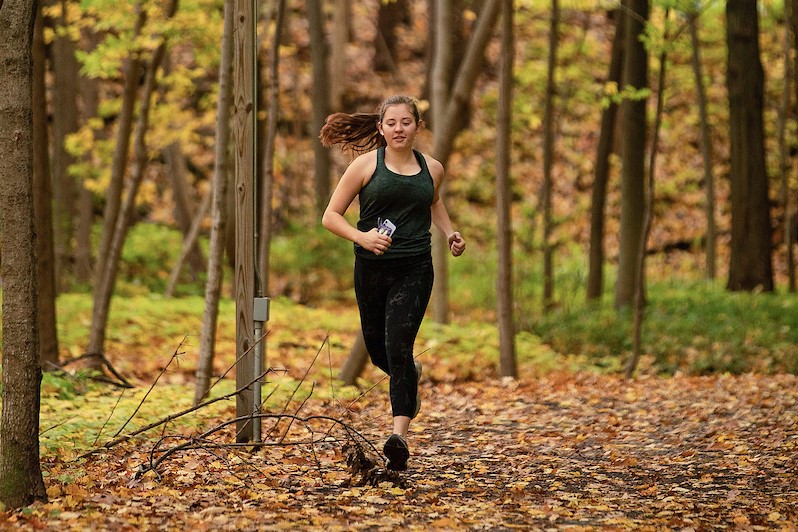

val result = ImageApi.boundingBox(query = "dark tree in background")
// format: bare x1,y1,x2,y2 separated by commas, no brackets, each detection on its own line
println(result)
615,0,649,309
725,0,773,292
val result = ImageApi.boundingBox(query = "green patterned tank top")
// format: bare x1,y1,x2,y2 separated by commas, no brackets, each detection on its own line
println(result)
355,146,434,259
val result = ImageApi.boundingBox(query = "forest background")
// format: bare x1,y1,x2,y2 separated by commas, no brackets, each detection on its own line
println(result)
0,0,797,528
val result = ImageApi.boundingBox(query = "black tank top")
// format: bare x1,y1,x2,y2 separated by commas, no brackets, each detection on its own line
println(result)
355,146,435,259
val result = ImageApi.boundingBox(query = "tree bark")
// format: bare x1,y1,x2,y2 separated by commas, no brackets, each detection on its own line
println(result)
688,12,718,282
541,0,559,310
0,0,48,508
627,9,669,379
195,0,235,407
74,33,102,284
307,0,331,219
87,0,179,362
33,4,60,371
48,0,81,289
778,0,794,291
430,0,453,324
614,0,648,309
725,0,773,292
587,9,623,301
339,330,369,386
330,0,349,110
86,5,146,364
164,141,206,277
258,0,285,296
496,0,516,378
165,190,211,298
431,0,501,324
373,0,410,72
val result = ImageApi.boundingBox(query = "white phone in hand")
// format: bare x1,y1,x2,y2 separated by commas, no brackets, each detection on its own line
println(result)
377,218,396,237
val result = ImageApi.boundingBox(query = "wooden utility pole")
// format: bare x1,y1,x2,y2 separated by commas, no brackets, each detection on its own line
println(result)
234,0,257,442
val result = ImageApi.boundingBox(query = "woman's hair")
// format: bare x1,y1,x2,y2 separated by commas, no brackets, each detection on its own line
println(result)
319,95,421,154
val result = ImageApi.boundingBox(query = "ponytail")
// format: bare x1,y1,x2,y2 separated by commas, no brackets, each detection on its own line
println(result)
319,95,422,154
319,112,385,154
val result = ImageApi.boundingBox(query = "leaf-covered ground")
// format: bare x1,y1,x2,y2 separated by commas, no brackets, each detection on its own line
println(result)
5,372,797,530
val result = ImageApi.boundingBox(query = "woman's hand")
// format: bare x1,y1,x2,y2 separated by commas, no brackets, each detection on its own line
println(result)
447,231,465,257
359,229,393,256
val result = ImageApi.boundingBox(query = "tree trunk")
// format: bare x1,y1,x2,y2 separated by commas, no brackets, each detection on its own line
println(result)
87,1,178,362
541,0,559,310
339,330,369,385
86,6,146,363
48,0,81,289
726,0,773,292
195,0,234,406
74,34,101,284
330,0,349,110
587,9,623,301
0,0,48,508
688,13,718,282
258,0,285,296
373,0,410,72
33,5,60,371
627,9,669,379
307,0,331,219
164,141,206,277
778,1,794,292
792,0,798,290
496,0,516,378
430,0,453,324
614,0,648,309
431,0,501,324
165,191,211,298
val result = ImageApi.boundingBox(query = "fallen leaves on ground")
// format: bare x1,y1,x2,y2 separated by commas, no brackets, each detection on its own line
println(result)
6,372,797,530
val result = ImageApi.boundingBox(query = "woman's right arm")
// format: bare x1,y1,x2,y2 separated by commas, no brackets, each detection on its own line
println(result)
322,153,392,255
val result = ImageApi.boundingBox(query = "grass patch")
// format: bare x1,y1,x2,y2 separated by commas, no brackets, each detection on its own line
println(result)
525,279,798,375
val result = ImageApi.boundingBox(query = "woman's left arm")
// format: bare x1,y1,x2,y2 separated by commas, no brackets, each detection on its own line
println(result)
426,155,466,257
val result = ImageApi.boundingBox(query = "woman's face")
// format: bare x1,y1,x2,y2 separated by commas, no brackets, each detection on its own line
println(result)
379,104,419,150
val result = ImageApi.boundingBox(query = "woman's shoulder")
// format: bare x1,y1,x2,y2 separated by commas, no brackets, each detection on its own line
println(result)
342,149,379,186
417,152,444,178
348,149,379,172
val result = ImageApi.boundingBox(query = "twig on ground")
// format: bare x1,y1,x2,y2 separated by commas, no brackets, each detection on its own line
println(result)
114,336,188,437
77,368,274,460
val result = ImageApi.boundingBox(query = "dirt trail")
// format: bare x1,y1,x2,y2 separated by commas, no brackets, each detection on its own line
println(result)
7,373,798,530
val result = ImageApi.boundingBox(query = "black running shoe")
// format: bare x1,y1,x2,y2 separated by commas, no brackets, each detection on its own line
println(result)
383,434,410,471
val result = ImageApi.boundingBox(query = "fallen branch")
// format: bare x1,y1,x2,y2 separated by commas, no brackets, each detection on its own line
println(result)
135,411,383,480
76,368,275,460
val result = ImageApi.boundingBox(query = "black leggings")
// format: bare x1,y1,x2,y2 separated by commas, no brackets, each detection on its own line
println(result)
354,253,434,418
